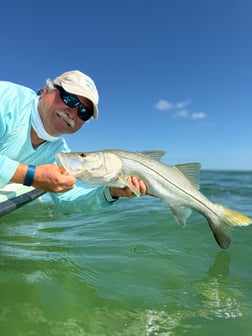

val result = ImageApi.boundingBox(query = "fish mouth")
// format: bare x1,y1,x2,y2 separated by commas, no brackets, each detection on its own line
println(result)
56,152,85,176
56,153,73,172
56,111,75,128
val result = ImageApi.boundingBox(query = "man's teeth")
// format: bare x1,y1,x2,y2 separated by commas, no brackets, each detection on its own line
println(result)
57,111,75,128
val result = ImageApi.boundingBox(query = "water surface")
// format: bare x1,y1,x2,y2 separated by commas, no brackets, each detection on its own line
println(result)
1,171,252,335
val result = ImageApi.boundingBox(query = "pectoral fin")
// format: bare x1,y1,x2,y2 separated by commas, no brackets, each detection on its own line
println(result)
171,206,192,227
117,176,141,197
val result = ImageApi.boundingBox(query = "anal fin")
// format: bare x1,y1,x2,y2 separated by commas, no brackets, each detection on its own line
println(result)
171,206,192,227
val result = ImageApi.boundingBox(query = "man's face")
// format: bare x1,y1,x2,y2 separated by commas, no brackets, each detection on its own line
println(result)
38,87,93,137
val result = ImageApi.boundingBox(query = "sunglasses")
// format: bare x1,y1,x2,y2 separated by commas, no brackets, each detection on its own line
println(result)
55,85,93,121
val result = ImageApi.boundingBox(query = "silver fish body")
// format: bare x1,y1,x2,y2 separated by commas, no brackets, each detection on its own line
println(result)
56,149,251,249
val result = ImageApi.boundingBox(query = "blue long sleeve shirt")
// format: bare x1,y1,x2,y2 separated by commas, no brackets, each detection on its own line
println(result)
0,81,113,214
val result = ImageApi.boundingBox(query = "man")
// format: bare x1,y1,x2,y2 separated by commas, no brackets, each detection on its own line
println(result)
0,70,146,213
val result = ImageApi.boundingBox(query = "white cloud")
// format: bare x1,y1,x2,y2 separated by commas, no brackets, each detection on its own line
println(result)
155,99,191,111
191,112,206,120
173,109,188,118
174,100,191,109
155,99,173,110
155,99,207,122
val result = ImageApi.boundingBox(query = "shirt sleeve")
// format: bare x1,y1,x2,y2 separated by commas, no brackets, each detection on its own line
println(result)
49,183,115,214
0,82,35,186
0,154,19,187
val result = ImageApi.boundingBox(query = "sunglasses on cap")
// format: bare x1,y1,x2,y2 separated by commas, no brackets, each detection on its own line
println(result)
55,85,93,122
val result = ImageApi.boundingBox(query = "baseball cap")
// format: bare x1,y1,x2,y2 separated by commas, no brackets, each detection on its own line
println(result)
53,70,99,119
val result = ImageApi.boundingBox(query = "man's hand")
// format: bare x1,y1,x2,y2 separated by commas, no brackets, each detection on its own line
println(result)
33,164,76,192
12,163,76,193
110,176,147,199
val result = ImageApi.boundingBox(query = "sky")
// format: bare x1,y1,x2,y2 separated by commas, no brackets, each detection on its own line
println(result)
0,0,251,170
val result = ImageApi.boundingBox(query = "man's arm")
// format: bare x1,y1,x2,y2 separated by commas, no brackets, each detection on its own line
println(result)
11,163,76,192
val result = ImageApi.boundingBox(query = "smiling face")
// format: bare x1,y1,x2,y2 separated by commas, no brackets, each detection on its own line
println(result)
37,86,93,137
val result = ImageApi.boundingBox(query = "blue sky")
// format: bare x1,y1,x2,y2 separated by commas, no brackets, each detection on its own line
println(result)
0,0,251,170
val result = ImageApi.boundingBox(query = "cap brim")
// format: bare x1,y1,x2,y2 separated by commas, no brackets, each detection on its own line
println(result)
92,104,98,119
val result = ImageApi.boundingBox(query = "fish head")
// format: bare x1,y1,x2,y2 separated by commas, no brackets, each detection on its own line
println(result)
56,151,123,185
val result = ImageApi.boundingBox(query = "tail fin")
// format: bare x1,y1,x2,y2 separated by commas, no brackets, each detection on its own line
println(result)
207,206,251,249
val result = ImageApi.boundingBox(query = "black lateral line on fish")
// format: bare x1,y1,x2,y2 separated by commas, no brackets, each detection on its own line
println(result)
121,154,216,215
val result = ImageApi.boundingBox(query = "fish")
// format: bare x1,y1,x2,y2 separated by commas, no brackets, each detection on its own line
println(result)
56,149,252,249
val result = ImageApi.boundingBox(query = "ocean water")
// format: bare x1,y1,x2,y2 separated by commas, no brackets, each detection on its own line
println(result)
1,170,252,336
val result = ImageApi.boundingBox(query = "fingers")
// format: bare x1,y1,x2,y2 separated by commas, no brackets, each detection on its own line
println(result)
112,176,147,199
126,176,147,198
32,164,76,193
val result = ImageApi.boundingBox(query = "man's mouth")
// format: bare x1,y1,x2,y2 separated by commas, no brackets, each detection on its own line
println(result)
56,111,75,128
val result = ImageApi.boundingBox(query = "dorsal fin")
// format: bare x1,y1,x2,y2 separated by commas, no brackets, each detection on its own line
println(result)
174,163,201,190
139,150,166,162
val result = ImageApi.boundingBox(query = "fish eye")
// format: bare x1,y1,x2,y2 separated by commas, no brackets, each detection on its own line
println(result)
79,153,86,158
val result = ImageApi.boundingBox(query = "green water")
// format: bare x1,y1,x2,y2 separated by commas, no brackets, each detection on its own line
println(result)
1,171,252,335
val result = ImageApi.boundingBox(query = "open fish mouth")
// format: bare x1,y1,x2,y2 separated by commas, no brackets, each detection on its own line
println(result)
56,111,75,128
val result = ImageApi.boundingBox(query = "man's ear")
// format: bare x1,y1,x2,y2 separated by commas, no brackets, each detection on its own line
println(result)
37,86,48,96
42,86,49,94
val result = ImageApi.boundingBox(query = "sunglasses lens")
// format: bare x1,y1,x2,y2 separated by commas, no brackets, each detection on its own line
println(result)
57,85,93,121
77,105,93,121
63,94,79,108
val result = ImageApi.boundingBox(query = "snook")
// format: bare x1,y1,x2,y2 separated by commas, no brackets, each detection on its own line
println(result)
56,150,251,249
